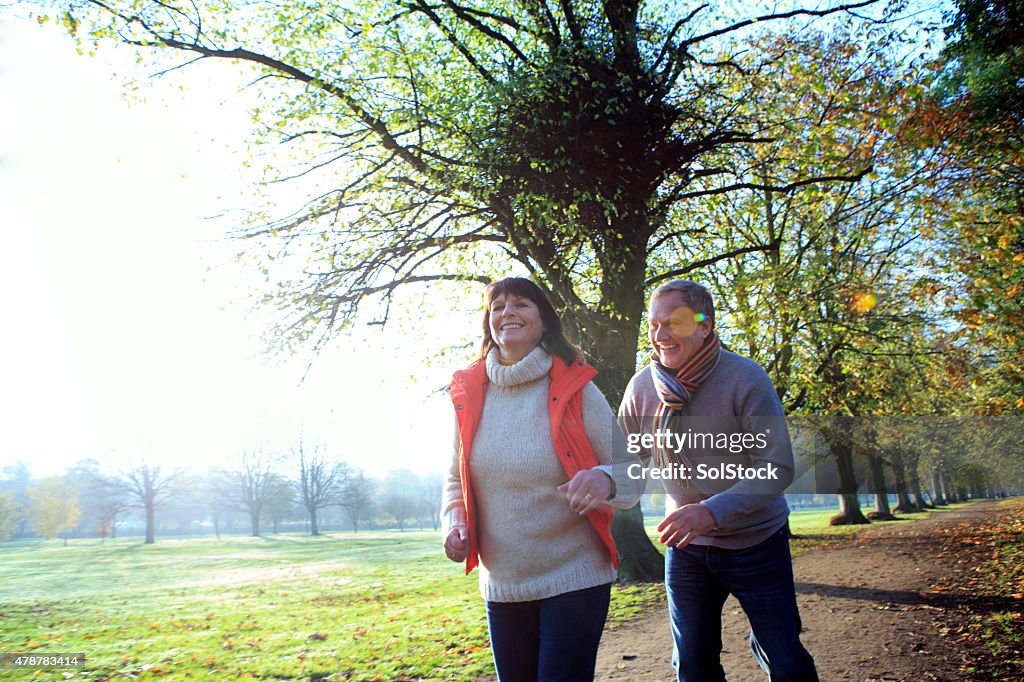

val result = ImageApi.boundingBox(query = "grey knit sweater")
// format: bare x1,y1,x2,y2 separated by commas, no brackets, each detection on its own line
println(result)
618,349,793,550
442,346,642,602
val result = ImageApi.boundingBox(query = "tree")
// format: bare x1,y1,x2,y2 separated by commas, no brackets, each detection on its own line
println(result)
0,491,21,541
912,0,1024,416
263,473,297,533
380,468,422,531
939,0,1024,130
1,461,33,538
294,440,344,536
66,459,127,541
121,461,180,544
418,472,443,531
49,0,898,579
663,23,942,524
28,476,80,545
213,451,279,537
337,467,375,532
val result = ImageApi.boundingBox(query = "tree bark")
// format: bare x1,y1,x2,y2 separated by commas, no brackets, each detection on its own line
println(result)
826,419,869,525
931,468,946,505
611,505,664,581
145,503,155,545
308,506,320,536
891,447,917,513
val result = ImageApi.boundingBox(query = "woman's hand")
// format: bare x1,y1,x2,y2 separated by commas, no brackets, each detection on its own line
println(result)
444,526,470,562
557,469,613,515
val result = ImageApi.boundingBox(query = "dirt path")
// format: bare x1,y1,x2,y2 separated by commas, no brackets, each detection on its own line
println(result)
594,500,1006,682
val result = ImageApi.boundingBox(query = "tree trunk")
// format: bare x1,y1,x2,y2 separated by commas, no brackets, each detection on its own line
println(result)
611,505,665,582
145,503,156,544
867,448,894,521
891,447,917,513
826,420,869,525
250,510,261,537
308,506,320,536
931,469,947,506
939,470,953,503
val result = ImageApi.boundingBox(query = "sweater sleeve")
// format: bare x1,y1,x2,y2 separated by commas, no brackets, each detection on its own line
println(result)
616,371,656,467
581,382,644,509
699,366,794,531
440,412,468,536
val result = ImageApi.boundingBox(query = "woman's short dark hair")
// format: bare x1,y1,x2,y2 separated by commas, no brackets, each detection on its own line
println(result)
479,277,579,365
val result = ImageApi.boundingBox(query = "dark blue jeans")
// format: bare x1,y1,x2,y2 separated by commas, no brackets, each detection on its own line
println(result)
485,583,611,682
666,526,818,682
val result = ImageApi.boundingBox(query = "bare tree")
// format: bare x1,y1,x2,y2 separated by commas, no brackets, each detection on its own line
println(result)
380,469,422,531
295,440,344,536
213,451,279,537
419,472,443,532
121,460,181,544
337,468,375,533
67,459,128,541
263,473,297,534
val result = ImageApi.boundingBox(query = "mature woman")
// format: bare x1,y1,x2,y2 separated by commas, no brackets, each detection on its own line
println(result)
441,277,641,682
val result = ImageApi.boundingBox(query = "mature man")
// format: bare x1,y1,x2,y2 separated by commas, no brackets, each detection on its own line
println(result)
618,280,817,682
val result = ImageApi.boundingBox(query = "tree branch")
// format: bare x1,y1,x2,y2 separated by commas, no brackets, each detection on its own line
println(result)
677,166,873,201
646,242,780,286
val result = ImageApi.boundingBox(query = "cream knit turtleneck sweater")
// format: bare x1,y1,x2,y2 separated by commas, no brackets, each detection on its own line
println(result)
443,345,641,603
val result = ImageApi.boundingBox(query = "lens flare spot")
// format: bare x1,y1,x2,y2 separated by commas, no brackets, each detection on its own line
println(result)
668,307,699,337
851,292,878,313
694,313,707,323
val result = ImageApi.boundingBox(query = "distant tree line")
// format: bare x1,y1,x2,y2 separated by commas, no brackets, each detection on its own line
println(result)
0,448,443,544
3,410,1019,545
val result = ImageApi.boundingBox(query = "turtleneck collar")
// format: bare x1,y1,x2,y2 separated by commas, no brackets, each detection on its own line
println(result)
486,345,553,387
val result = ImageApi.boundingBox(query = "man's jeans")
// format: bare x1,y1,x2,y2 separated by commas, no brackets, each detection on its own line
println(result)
666,526,818,682
485,583,611,682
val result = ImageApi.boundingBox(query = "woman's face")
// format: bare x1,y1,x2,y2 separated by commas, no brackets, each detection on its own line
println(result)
488,293,545,362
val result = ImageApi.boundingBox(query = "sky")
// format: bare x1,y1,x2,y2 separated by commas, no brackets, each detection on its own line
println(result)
0,15,475,480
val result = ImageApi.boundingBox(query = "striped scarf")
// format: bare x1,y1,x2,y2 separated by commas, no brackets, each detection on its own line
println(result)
651,332,722,467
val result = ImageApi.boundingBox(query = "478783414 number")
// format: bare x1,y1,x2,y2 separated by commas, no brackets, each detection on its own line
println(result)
1,653,86,669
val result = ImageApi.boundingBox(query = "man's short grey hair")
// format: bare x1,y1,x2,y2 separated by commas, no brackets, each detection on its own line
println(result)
650,280,715,327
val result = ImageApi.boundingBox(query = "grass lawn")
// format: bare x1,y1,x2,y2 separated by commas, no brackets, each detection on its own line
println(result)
0,531,660,681
0,502,979,680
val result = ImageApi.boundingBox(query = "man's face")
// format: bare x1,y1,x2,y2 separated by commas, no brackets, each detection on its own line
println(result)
648,292,712,370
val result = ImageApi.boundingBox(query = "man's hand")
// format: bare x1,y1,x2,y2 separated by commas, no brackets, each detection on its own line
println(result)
657,504,716,548
444,526,470,562
557,468,613,515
